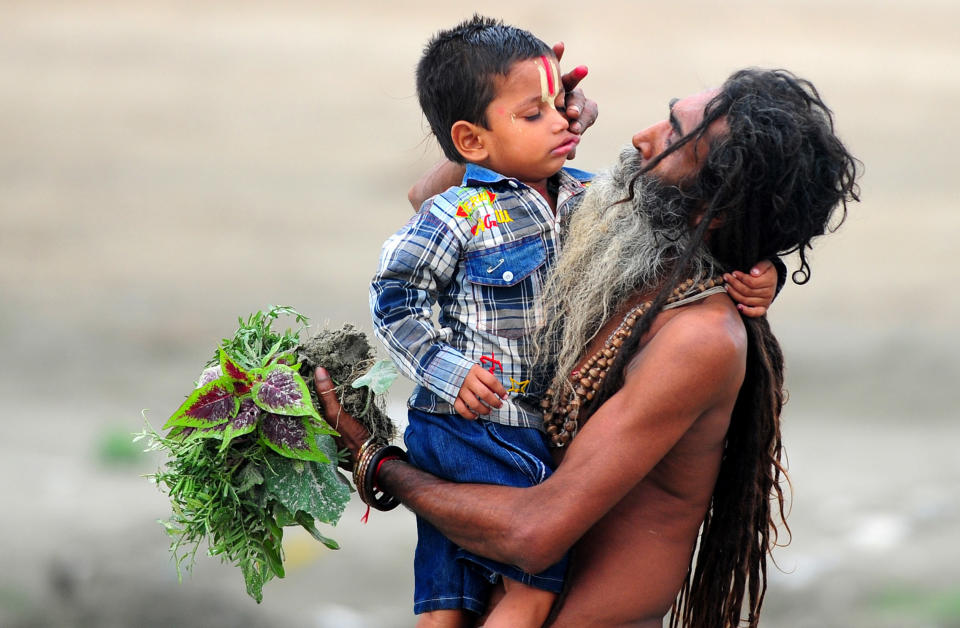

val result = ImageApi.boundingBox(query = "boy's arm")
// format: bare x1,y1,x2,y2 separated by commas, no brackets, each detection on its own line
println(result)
371,210,488,409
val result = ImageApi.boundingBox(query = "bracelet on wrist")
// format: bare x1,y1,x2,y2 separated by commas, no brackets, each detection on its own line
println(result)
352,440,406,512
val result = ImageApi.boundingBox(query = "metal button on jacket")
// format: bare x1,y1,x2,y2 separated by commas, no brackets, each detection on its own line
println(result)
502,270,514,282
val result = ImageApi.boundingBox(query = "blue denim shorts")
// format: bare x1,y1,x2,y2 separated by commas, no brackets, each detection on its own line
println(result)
404,407,568,615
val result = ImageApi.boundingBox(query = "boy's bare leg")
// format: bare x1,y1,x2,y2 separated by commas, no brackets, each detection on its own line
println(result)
481,578,556,628
416,609,473,628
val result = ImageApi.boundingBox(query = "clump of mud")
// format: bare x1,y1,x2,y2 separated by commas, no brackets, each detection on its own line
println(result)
297,324,397,443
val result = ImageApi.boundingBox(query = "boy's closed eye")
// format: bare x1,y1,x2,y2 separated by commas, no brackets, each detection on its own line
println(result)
520,92,567,122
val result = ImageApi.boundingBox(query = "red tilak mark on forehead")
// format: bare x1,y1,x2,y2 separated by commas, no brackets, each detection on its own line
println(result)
540,55,555,96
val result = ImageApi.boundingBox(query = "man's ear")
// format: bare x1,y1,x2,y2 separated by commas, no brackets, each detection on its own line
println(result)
450,121,488,163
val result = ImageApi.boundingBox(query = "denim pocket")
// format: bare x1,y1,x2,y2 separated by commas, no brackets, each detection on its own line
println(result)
484,421,551,486
464,235,546,339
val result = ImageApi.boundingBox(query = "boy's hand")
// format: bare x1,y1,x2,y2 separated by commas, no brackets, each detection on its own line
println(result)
724,259,778,317
454,365,508,420
552,42,598,157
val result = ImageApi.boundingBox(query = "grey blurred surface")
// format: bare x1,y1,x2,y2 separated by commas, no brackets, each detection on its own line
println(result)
1,1,957,626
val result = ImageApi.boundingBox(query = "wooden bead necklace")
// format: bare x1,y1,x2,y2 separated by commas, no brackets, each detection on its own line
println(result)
541,276,725,447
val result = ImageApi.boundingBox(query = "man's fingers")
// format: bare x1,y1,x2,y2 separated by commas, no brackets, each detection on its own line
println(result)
567,93,597,140
313,367,370,466
313,367,343,418
552,41,565,63
561,65,589,95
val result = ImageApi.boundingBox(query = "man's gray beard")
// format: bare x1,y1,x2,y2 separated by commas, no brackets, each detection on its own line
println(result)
534,148,718,399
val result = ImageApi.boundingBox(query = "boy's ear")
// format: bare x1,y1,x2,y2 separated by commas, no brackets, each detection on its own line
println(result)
450,121,488,163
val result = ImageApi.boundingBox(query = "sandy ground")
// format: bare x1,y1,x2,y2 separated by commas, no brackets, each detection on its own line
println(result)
1,1,958,626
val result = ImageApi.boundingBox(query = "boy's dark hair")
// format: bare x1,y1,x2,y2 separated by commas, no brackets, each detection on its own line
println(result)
416,14,552,163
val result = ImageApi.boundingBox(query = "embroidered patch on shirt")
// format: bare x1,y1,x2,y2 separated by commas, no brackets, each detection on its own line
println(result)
471,208,514,236
507,377,530,394
455,189,516,236
456,189,497,220
480,351,503,374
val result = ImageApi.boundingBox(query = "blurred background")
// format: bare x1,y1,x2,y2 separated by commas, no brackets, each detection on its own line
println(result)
1,1,957,626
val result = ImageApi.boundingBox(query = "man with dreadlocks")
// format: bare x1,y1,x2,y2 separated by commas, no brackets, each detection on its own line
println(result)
317,68,859,627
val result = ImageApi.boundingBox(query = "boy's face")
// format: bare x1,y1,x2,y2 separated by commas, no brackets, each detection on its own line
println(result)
476,56,579,184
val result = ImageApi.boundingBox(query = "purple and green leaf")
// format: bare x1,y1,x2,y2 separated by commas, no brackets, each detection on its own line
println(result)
219,397,262,450
219,348,251,383
259,413,329,463
164,379,239,430
268,353,299,368
250,363,318,418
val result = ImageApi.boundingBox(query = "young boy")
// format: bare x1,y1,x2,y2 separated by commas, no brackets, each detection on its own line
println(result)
371,16,586,628
371,15,776,628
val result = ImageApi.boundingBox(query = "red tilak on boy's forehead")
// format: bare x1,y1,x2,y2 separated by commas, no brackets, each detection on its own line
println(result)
537,55,560,103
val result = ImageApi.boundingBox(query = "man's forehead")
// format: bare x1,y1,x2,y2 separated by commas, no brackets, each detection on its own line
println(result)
670,89,719,117
669,88,722,135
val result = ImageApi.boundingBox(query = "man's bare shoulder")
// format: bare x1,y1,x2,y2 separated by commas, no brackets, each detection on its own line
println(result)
617,294,747,418
647,294,747,373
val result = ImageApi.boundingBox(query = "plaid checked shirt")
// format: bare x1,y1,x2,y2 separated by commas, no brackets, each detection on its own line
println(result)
371,163,592,429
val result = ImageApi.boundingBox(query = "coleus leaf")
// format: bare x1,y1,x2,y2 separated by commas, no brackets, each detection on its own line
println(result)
351,359,399,395
164,378,239,430
167,425,195,440
218,397,262,450
219,348,252,391
262,436,350,526
250,363,318,418
259,414,329,463
197,365,223,388
268,352,298,367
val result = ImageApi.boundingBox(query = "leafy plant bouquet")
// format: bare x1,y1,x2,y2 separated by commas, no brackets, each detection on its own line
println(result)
139,306,397,602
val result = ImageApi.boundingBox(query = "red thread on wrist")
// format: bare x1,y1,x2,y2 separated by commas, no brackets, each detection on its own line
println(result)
373,455,401,491
361,504,370,524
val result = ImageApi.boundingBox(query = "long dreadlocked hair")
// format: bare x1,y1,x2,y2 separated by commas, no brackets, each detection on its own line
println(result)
580,69,860,628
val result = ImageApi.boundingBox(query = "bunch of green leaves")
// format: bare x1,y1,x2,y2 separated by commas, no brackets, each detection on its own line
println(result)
164,306,337,464
215,306,308,371
141,306,355,602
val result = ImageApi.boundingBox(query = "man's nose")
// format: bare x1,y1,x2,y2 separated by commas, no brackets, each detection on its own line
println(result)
632,121,664,159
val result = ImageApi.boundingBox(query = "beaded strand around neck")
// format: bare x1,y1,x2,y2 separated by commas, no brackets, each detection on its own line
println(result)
541,276,725,447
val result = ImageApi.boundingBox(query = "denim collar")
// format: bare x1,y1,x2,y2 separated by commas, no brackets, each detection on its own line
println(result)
462,163,511,186
462,163,594,188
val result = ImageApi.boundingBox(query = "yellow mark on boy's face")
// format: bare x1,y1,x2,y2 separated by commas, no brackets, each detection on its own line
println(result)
537,55,560,103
